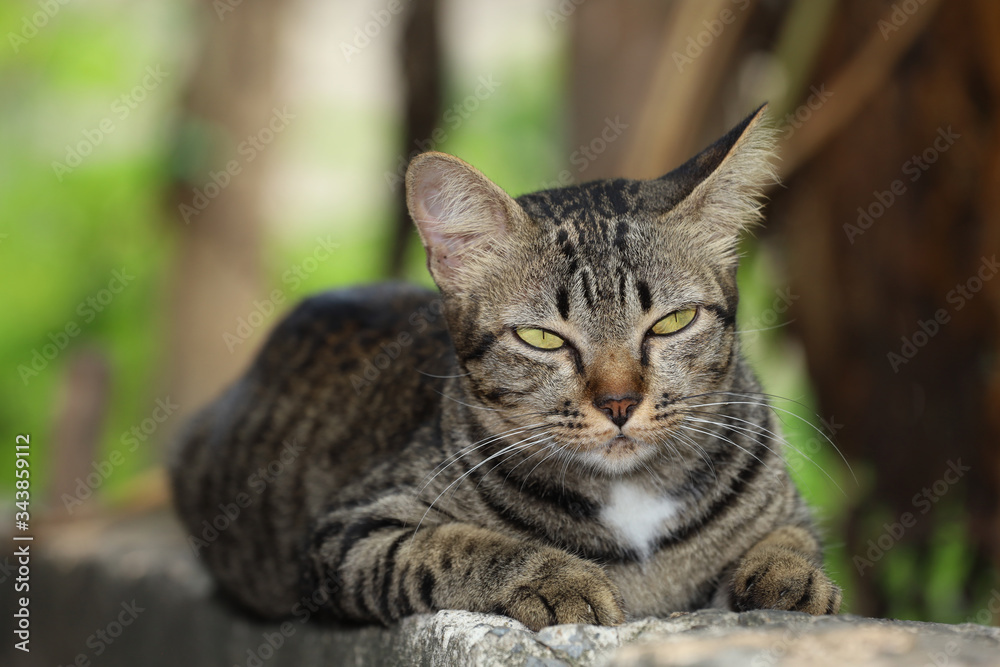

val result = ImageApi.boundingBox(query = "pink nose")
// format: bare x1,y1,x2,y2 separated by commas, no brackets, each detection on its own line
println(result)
594,394,641,428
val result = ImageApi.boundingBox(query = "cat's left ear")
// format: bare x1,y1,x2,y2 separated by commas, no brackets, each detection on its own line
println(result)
406,152,526,293
647,104,778,260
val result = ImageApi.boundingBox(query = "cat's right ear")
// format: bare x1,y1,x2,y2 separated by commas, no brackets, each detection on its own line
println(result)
405,152,523,292
646,105,778,264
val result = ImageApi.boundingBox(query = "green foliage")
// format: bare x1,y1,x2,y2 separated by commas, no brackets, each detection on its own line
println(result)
0,0,183,511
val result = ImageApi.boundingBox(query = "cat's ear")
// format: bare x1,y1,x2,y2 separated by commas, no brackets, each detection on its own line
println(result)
406,152,524,292
647,104,778,261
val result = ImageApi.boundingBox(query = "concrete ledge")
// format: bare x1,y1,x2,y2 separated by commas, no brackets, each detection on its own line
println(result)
5,512,999,667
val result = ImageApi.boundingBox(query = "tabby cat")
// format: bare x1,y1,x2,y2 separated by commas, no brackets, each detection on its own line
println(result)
170,105,842,631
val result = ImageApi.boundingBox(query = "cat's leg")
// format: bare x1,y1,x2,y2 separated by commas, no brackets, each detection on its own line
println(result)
305,518,625,631
728,525,842,614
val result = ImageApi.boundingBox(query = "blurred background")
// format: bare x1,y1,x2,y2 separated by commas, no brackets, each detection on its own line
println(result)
1,0,998,636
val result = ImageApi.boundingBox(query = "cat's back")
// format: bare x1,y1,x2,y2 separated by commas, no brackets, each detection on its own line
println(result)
170,282,453,614
248,282,452,471
254,282,450,390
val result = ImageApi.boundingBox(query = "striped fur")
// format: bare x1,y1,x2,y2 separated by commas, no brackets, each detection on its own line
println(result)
170,106,841,631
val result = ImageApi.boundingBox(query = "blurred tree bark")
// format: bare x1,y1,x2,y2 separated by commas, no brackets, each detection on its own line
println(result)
388,0,442,277
567,0,677,180
571,0,1000,620
46,350,110,514
164,1,290,434
773,0,1000,619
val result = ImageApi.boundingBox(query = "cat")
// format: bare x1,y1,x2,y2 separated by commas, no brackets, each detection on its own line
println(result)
170,104,842,632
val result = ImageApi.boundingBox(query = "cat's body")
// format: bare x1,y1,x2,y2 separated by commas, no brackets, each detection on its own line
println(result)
171,106,842,630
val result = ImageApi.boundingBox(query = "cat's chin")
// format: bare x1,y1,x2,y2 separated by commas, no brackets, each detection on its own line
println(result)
572,435,653,476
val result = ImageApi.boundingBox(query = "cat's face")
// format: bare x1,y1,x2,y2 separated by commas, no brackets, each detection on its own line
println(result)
407,107,775,475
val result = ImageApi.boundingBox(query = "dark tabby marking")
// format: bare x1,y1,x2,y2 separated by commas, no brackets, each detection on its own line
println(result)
170,105,842,632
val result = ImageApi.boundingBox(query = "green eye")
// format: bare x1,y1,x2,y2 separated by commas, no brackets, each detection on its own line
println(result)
516,327,565,350
651,308,697,335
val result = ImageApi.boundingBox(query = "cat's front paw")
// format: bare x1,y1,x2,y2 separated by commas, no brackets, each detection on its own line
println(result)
731,548,841,615
496,550,625,631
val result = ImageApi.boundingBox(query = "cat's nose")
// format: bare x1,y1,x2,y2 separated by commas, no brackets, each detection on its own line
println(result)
594,394,641,428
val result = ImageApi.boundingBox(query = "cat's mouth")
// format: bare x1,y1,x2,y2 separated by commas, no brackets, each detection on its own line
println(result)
603,434,640,454
570,432,656,474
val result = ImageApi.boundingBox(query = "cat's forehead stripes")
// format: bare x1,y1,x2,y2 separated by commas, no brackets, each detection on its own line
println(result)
517,179,644,250
518,180,654,326
556,287,571,320
636,280,653,312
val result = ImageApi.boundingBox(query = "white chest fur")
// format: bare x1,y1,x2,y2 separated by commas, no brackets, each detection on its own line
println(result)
599,482,681,559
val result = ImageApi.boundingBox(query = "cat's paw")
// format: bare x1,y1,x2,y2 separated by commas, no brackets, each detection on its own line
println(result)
496,550,625,631
731,548,841,615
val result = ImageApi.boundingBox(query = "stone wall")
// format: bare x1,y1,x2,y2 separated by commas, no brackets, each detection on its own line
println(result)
4,513,999,667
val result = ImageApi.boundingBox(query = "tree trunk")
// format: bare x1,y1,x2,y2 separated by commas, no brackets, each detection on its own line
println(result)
163,1,291,434
772,0,1000,619
388,0,442,277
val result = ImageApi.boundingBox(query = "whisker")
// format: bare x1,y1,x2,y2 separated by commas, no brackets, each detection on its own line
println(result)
418,369,471,379
518,442,564,491
432,389,500,412
676,421,773,473
417,422,548,494
683,413,845,497
475,433,555,491
681,392,857,485
559,448,574,492
412,435,546,541
666,430,717,483
738,320,796,335
638,455,660,488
